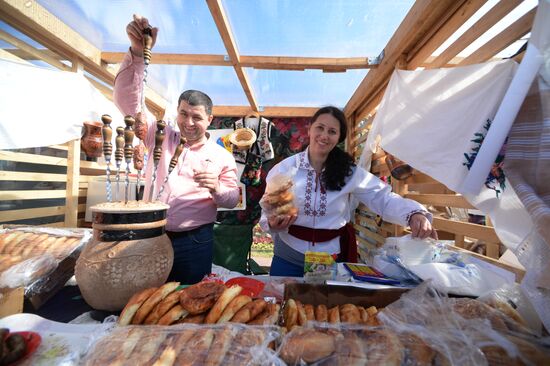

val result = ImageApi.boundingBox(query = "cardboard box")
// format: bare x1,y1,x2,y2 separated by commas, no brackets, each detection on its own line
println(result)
24,251,80,310
284,282,409,308
0,287,24,318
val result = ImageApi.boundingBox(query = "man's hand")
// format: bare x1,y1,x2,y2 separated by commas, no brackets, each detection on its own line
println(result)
409,213,438,240
126,14,159,56
193,170,220,193
268,214,297,231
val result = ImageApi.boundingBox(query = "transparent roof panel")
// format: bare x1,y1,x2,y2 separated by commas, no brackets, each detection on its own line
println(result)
147,65,248,106
36,0,227,54
0,21,44,49
245,68,369,107
223,0,415,57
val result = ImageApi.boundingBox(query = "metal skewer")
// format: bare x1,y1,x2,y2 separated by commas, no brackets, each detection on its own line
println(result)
101,114,113,202
123,115,135,204
148,120,166,202
157,135,187,200
114,127,125,202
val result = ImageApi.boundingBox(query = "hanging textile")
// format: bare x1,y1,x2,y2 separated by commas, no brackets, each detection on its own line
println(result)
232,116,275,163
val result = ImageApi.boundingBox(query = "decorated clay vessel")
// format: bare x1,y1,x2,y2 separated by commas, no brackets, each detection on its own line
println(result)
81,121,104,158
75,201,173,311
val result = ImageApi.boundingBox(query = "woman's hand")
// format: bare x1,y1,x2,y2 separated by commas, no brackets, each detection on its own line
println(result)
409,213,438,240
126,14,159,55
268,214,297,231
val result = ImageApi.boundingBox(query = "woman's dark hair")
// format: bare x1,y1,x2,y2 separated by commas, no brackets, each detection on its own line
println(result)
310,106,356,191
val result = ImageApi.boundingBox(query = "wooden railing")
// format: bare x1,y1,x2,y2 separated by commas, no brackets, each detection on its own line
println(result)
0,140,107,228
353,150,504,260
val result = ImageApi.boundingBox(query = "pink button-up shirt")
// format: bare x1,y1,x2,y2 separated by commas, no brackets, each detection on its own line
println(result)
114,51,239,231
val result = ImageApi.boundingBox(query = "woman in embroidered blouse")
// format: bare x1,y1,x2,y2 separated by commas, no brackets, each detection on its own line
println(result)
259,106,437,277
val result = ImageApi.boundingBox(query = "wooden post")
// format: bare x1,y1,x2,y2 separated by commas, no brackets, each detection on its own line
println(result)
65,139,80,227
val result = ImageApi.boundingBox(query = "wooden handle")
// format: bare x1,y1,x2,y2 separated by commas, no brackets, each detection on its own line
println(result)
101,114,112,160
143,26,153,65
153,120,166,164
168,136,187,172
115,127,125,163
123,115,135,161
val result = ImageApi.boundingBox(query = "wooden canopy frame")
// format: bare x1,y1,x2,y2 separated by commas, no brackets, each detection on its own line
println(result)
0,0,535,270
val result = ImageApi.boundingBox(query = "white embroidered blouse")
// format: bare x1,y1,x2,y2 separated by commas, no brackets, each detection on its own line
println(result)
259,148,431,255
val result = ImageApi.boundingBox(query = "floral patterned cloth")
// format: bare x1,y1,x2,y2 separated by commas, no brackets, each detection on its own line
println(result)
211,117,310,225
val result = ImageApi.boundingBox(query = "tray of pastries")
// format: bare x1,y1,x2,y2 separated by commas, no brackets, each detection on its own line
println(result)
0,226,91,291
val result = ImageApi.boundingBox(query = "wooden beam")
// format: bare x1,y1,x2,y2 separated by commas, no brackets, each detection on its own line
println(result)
344,0,463,118
0,150,67,166
408,0,487,69
433,216,500,242
240,56,378,71
65,139,79,227
206,0,258,111
0,29,70,71
212,106,317,117
0,0,167,114
404,193,476,209
459,7,536,66
102,52,378,71
429,0,523,69
0,206,66,222
2,190,67,200
102,52,230,66
0,171,67,182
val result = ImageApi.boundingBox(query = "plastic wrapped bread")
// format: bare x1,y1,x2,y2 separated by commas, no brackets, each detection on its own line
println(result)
0,226,91,289
82,324,283,365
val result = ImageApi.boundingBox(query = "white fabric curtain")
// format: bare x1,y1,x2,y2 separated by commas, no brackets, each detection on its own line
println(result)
0,59,123,149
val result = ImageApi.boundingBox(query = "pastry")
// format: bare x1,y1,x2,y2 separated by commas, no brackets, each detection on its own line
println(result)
119,287,157,325
131,282,180,325
144,290,182,325
179,281,225,315
204,285,243,324
157,304,188,325
216,294,252,323
229,298,267,323
280,328,336,364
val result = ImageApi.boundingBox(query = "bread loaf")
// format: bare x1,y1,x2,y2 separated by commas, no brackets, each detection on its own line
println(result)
157,304,188,325
216,295,252,323
204,285,242,324
280,328,336,364
229,298,267,323
131,282,180,325
118,287,157,325
144,290,182,325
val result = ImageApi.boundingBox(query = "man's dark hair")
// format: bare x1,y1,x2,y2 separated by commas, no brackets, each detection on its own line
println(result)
178,90,213,115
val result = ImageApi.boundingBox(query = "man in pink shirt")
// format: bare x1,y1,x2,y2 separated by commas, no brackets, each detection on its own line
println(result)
114,15,240,284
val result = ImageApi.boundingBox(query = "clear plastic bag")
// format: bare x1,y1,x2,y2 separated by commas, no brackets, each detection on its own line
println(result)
82,323,284,365
260,170,298,218
0,254,57,288
377,281,550,366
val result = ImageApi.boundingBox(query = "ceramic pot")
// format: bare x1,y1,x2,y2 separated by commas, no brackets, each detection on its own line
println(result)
75,202,173,311
386,153,413,180
81,121,104,158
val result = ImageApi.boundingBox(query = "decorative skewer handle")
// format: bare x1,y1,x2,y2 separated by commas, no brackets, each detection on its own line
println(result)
115,127,125,164
153,120,166,165
123,116,135,203
101,114,113,202
148,120,166,202
168,136,187,174
143,26,153,66
114,127,125,202
101,115,113,161
123,116,135,163
157,135,187,200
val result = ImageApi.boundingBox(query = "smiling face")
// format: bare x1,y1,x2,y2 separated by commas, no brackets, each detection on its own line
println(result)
308,113,341,158
176,100,213,145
